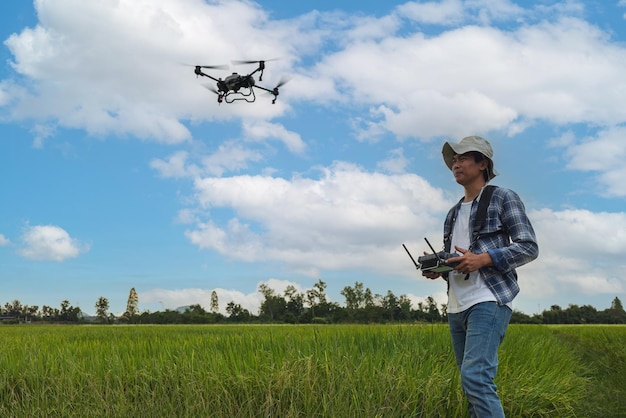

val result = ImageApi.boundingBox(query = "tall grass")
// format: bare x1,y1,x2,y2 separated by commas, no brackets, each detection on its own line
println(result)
547,325,626,417
0,324,620,417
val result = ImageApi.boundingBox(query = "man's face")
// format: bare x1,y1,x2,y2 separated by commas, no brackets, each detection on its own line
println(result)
451,152,488,186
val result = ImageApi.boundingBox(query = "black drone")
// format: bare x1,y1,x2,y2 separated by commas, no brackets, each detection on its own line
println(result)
194,59,287,104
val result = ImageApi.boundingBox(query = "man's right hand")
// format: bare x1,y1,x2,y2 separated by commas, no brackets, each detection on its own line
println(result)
422,271,441,280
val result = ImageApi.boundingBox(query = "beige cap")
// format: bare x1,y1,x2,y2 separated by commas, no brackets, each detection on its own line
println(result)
442,135,498,180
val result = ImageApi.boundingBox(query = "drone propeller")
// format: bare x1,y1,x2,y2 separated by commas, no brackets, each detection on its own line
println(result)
273,76,290,89
180,62,228,70
231,58,278,65
266,77,290,104
265,77,290,94
198,64,229,70
232,58,278,81
184,63,229,78
202,84,219,95
231,59,259,65
202,84,225,104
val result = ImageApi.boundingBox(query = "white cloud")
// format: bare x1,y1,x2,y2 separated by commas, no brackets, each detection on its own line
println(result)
184,161,452,274
18,225,89,261
310,16,626,142
0,81,11,106
242,120,306,154
396,0,466,25
0,234,10,246
532,208,626,258
398,0,579,26
562,126,626,197
3,0,299,144
151,150,193,179
3,0,625,148
377,147,409,174
151,140,268,179
521,208,626,299
200,142,266,176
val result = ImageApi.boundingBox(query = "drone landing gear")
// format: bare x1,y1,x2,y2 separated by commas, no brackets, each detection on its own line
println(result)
224,88,256,103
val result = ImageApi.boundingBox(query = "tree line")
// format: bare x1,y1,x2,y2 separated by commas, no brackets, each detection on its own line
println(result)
2,281,625,325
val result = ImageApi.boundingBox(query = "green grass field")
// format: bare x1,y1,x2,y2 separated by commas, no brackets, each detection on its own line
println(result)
0,324,624,417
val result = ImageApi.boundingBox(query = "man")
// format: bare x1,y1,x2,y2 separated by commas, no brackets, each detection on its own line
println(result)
423,135,538,417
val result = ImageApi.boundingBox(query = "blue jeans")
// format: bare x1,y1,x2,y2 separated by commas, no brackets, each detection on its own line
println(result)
448,302,512,418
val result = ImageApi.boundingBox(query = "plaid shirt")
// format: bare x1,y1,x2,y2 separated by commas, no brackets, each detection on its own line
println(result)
443,186,538,305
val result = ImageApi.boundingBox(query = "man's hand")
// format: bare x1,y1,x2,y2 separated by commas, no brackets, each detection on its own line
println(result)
446,246,493,274
422,270,441,280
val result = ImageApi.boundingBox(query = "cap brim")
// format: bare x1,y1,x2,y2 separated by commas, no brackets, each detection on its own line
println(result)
442,142,455,171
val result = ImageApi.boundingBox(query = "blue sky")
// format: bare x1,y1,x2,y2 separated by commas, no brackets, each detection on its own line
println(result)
1,0,626,316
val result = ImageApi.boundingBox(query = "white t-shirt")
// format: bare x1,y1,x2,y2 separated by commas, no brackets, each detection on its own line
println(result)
447,200,500,314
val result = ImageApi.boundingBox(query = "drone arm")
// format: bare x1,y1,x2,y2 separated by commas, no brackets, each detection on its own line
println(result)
253,84,279,104
194,66,223,83
246,67,264,82
243,61,266,81
253,84,272,94
196,71,220,83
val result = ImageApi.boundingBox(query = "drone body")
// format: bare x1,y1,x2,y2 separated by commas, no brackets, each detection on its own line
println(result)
194,60,285,104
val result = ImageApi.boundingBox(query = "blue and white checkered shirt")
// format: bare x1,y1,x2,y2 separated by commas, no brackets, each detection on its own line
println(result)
443,186,539,305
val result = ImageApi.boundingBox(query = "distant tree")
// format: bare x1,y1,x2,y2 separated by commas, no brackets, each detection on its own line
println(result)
382,290,399,321
578,305,599,323
440,303,448,319
123,288,139,322
226,301,251,322
511,309,540,324
603,296,626,324
225,301,241,317
542,304,564,323
258,283,286,321
60,300,72,321
611,296,624,312
341,282,366,310
181,304,208,324
364,288,374,308
398,295,412,320
341,282,379,323
311,280,328,304
27,305,39,321
95,296,110,323
210,291,219,314
64,303,82,322
306,279,329,319
284,285,305,320
5,300,22,316
425,296,441,321
41,305,55,321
